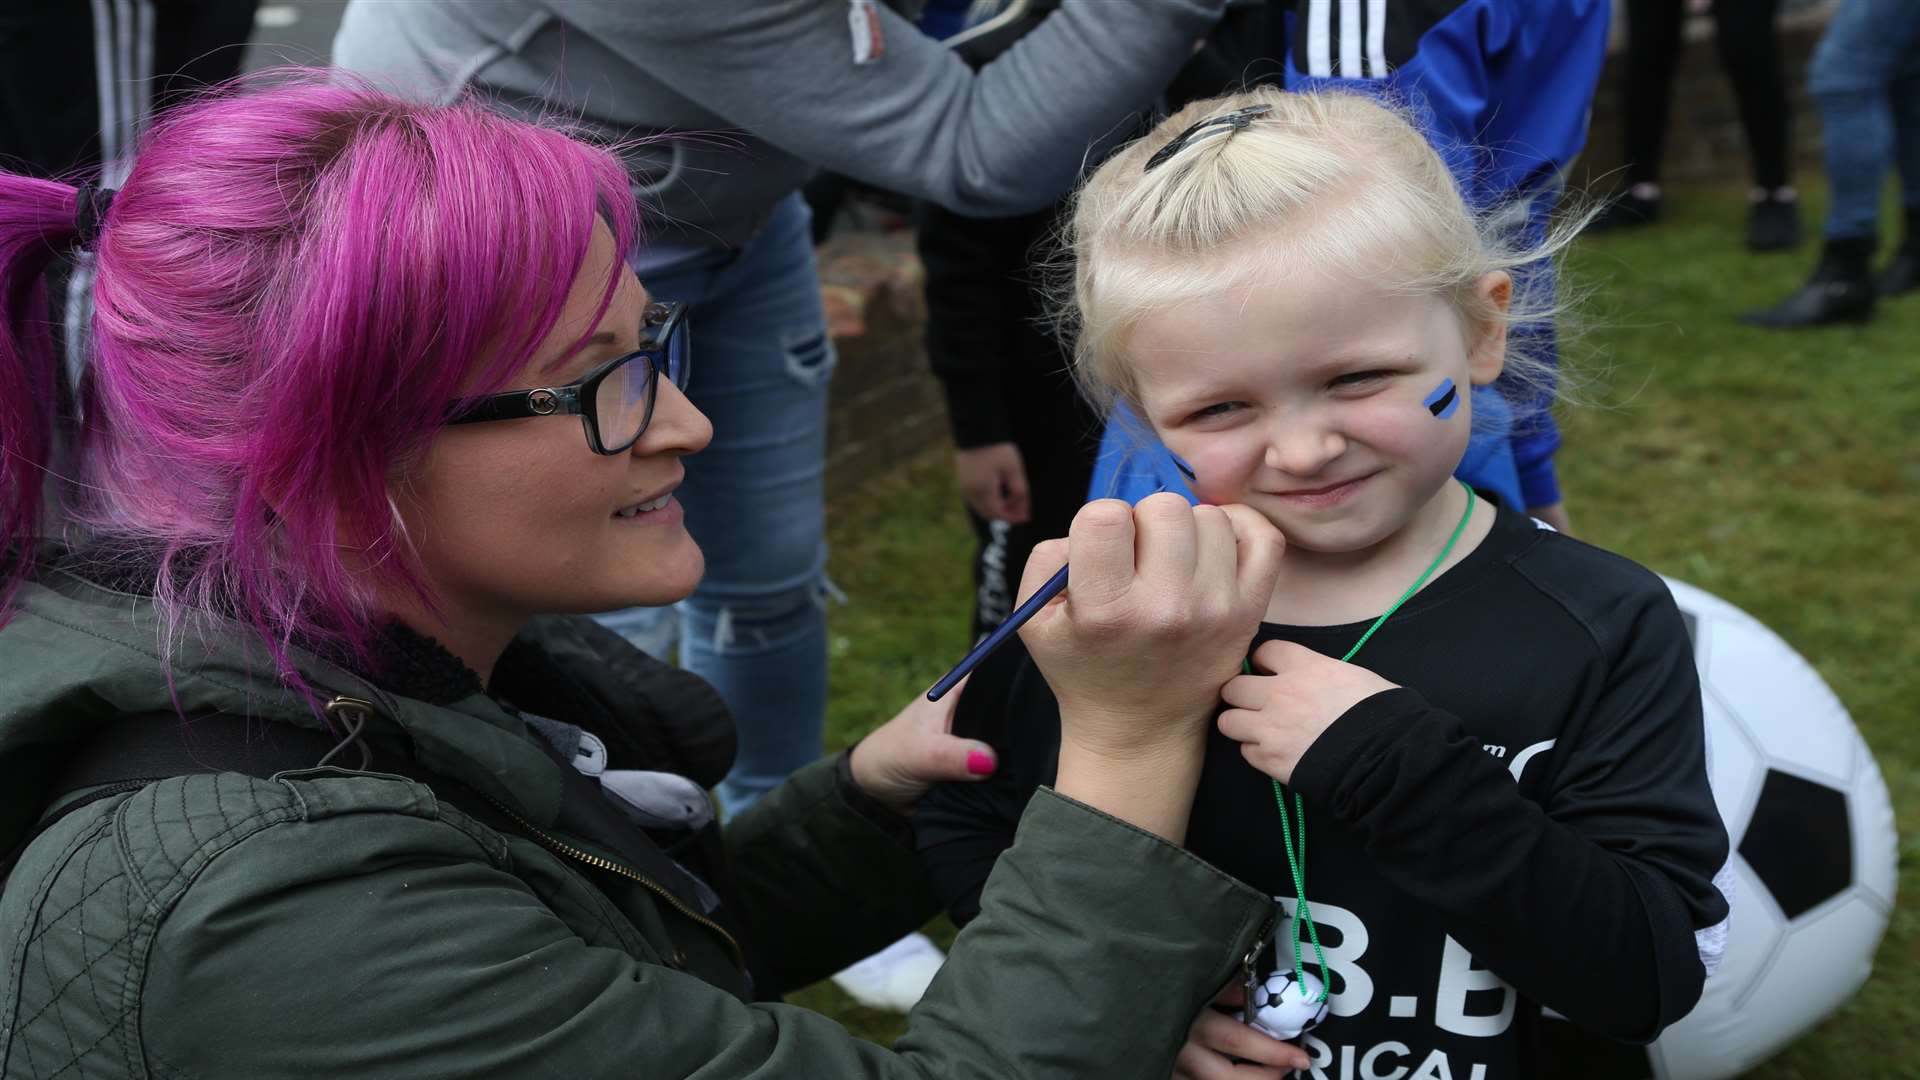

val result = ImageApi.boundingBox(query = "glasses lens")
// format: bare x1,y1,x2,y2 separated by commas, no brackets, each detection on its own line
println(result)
593,353,653,451
666,318,691,390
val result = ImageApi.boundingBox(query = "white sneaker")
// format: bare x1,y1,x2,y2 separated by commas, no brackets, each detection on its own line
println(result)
829,931,947,1012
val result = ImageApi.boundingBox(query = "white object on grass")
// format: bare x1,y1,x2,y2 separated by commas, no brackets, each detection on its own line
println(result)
829,931,946,1013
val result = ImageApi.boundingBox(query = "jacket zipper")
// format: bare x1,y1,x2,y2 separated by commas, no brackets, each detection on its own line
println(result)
1243,908,1280,1022
473,786,747,974
77,778,162,800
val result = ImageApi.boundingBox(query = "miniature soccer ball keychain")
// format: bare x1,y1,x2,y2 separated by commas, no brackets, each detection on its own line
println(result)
1240,966,1332,1040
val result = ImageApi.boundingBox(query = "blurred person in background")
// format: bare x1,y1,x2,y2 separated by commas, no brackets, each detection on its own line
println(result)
1590,0,1804,251
0,0,259,433
1743,0,1920,328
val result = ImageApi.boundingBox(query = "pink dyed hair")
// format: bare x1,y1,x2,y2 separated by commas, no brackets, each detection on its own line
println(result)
0,73,639,682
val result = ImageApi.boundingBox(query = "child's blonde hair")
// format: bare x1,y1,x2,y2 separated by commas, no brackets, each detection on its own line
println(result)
1059,85,1588,417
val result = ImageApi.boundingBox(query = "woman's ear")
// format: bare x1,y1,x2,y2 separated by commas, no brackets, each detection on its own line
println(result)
1466,270,1512,385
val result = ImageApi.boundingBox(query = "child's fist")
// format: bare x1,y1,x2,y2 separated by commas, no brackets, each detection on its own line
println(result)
1216,639,1399,784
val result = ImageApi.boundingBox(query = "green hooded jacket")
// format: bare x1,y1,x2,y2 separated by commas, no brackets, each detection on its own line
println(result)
0,558,1276,1078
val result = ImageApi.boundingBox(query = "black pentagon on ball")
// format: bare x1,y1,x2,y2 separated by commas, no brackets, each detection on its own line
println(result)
1739,769,1852,920
1253,972,1290,1009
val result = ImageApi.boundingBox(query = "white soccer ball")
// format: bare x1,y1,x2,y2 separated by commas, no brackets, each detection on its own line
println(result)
1242,967,1330,1041
1546,578,1898,1079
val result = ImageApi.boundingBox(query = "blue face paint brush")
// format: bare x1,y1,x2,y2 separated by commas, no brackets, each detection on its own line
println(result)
927,454,1198,701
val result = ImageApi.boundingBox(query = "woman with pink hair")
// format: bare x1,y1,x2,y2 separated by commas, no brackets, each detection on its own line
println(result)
0,76,1285,1077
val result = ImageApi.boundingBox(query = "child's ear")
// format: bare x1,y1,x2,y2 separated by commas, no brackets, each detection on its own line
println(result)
1466,271,1512,385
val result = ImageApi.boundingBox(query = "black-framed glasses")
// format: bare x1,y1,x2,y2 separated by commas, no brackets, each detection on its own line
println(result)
446,300,691,455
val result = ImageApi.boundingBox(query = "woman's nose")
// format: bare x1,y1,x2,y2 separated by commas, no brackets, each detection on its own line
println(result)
633,378,712,457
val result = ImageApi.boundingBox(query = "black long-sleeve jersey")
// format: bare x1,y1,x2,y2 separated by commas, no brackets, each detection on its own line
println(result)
916,502,1731,1080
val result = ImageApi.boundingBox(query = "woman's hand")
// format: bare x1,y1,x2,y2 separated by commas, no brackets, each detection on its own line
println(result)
1019,495,1284,757
1172,981,1312,1079
1018,495,1283,839
848,678,998,814
1216,640,1399,785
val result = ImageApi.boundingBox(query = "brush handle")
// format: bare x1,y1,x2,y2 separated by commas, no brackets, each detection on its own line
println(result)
926,563,1070,701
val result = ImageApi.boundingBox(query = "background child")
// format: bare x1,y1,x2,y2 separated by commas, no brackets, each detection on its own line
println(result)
916,87,1732,1080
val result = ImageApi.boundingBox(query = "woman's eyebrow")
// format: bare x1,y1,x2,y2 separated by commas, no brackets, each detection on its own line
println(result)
577,328,635,358
541,329,627,377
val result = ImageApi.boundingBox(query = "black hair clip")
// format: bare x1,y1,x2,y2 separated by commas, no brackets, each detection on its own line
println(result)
72,183,118,251
1143,104,1272,173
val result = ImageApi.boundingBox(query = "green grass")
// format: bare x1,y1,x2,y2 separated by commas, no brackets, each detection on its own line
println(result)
800,183,1919,1075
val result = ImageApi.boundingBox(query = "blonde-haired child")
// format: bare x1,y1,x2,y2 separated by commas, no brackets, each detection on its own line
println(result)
917,87,1732,1080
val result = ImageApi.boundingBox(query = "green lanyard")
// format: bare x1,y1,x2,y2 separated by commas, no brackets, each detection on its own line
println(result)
1252,481,1477,1001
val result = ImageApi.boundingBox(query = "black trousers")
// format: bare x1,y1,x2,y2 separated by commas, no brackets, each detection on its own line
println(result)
961,361,1100,643
1622,0,1793,189
915,201,1102,646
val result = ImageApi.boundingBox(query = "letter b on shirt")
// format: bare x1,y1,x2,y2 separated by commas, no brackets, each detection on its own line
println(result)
1279,897,1375,1017
1434,935,1515,1037
1278,900,1515,1036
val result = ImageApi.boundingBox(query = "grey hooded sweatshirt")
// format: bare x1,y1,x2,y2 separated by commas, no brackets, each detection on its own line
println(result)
332,0,1227,264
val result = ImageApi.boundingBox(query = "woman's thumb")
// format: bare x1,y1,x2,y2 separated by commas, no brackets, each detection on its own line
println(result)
926,732,998,781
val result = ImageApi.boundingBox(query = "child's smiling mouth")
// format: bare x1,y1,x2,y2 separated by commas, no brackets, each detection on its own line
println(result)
1270,471,1379,506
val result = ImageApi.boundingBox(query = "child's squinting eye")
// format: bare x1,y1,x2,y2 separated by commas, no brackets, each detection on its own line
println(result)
1187,401,1245,423
1329,369,1394,390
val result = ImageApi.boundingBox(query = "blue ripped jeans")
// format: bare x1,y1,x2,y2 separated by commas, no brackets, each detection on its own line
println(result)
596,194,833,816
1809,0,1920,240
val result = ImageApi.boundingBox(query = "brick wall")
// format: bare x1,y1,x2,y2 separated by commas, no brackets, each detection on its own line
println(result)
816,229,948,499
819,2,1837,495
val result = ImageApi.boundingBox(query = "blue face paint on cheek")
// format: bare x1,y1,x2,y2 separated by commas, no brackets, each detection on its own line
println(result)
1423,378,1460,420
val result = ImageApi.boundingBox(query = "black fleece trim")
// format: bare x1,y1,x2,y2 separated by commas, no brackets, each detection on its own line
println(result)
369,622,486,705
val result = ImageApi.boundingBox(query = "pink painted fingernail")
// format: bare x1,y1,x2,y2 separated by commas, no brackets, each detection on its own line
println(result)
967,749,997,776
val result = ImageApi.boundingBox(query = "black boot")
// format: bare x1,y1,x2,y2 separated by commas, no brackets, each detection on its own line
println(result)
1878,206,1920,296
1589,189,1662,233
1739,236,1877,328
1747,192,1803,252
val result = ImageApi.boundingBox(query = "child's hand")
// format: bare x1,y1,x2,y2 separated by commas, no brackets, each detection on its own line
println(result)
1172,980,1312,1079
1217,640,1399,784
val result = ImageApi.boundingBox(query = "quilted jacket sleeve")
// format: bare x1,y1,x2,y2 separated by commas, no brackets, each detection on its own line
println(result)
47,772,1278,1080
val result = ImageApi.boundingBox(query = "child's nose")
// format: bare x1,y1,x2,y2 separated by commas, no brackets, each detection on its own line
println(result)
1264,419,1345,477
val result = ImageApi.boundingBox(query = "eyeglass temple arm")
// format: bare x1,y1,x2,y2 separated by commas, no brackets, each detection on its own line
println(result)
446,385,583,425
